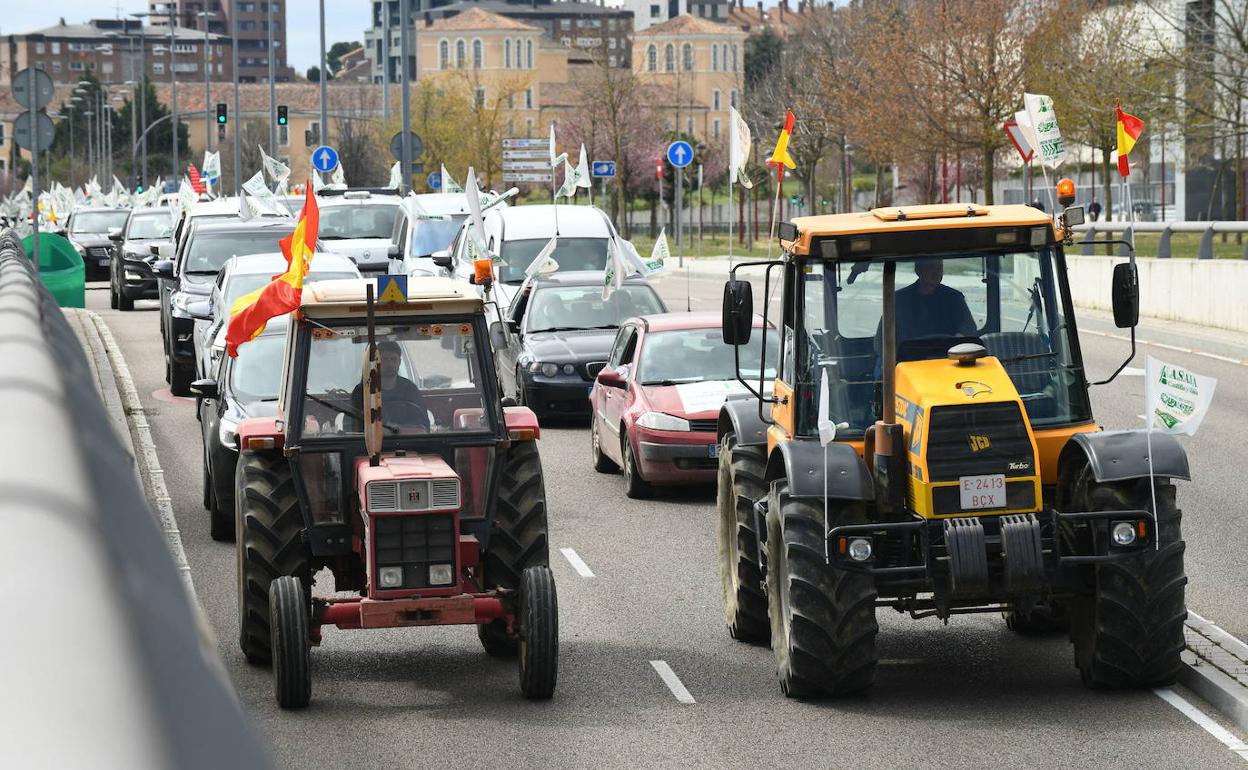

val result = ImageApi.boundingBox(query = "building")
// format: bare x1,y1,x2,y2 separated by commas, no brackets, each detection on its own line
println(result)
0,18,233,87
149,0,294,82
334,47,374,82
726,0,810,38
605,0,733,31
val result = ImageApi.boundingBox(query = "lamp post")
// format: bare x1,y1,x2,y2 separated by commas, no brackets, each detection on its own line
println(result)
83,110,95,182
198,11,216,152
130,11,151,187
125,82,138,187
268,0,277,156
400,0,411,193
381,0,390,123
319,0,328,151
169,13,179,180
69,96,83,186
231,0,241,195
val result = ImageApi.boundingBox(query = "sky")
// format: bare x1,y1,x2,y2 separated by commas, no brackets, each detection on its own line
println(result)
6,1,372,74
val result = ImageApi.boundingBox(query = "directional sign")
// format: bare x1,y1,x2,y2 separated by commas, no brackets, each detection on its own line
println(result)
503,148,549,160
389,131,424,161
12,68,55,110
376,274,408,304
591,161,616,178
311,145,339,173
1003,120,1034,163
666,141,693,169
14,110,55,152
502,172,553,183
502,160,550,171
427,171,442,191
503,138,548,149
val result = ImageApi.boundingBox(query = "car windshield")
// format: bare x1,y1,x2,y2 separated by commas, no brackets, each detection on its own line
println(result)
230,334,285,402
319,203,400,240
300,321,491,438
639,328,780,385
185,229,295,273
498,237,609,284
526,284,665,333
224,270,358,312
127,212,174,239
410,216,466,257
72,211,129,234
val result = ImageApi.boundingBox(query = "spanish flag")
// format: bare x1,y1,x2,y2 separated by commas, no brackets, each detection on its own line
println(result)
1116,102,1144,178
767,109,796,182
225,183,320,357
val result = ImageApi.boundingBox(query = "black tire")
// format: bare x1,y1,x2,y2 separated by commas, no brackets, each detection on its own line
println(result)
765,481,878,698
717,433,769,642
621,433,651,499
118,287,134,311
109,279,119,309
479,440,549,657
202,450,213,510
270,575,312,709
236,451,311,666
1067,468,1186,689
519,566,558,699
209,477,234,543
590,417,617,473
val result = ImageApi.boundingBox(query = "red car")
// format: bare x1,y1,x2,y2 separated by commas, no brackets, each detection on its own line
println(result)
588,312,777,497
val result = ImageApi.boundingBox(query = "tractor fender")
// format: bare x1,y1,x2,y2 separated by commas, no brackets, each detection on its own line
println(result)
718,397,768,447
766,438,875,502
1059,429,1190,484
236,416,285,451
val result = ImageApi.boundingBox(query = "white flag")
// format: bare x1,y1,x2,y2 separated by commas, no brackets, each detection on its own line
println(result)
241,171,289,216
238,190,255,221
728,106,754,189
312,171,325,193
1144,355,1216,435
549,122,557,167
575,144,592,190
330,162,345,188
440,164,463,193
260,145,290,190
556,157,581,198
465,167,488,257
601,237,630,300
645,228,670,274
523,237,559,280
1023,92,1065,168
202,150,221,183
817,370,836,446
178,177,197,210
387,161,401,190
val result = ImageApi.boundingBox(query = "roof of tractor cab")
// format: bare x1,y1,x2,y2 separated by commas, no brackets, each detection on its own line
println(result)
299,276,484,317
780,203,1055,255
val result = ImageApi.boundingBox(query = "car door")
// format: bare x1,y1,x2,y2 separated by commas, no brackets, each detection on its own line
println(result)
599,324,639,464
496,286,530,398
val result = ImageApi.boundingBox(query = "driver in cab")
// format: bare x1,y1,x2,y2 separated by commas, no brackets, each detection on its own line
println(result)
352,340,431,432
895,258,976,341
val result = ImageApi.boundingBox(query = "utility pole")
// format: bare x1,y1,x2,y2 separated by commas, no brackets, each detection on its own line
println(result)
319,0,329,148
381,0,390,123
199,11,215,152
232,0,241,195
169,6,179,181
131,12,150,187
399,0,412,193
268,0,277,156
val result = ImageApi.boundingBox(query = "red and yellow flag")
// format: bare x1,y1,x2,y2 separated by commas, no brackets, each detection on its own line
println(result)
767,109,796,182
225,182,320,357
1116,102,1144,178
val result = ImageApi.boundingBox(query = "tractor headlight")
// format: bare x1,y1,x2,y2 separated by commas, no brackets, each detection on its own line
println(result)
428,563,454,586
378,566,404,589
1111,522,1137,546
848,538,873,562
636,412,690,431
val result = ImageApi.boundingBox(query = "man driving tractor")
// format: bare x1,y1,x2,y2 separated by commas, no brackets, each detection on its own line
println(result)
894,258,977,341
351,340,430,431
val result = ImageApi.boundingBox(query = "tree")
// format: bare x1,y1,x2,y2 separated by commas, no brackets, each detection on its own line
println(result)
332,84,389,186
391,81,474,192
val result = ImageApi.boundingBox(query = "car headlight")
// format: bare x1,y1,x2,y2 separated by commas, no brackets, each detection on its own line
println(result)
636,412,691,431
218,416,239,450
539,362,559,378
378,566,404,589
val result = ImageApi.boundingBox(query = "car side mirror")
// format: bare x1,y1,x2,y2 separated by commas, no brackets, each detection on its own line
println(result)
586,361,607,378
108,227,124,242
489,321,508,349
154,259,175,280
190,378,218,399
1111,262,1139,328
186,299,213,321
722,279,753,345
149,243,162,256
431,249,453,269
387,243,400,258
596,366,627,389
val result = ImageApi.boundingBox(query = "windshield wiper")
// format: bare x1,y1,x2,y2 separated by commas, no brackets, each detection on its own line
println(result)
641,378,700,386
186,269,218,275
528,326,583,333
999,351,1057,364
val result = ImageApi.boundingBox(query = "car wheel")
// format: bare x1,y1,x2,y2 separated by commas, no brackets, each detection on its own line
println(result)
621,432,651,499
109,276,119,309
591,418,617,473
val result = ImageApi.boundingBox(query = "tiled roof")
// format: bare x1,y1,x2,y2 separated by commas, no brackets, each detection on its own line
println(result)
424,7,542,32
634,14,744,37
726,6,804,37
16,20,228,42
150,82,393,115
431,0,632,19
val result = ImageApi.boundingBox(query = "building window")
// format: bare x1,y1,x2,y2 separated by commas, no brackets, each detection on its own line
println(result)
561,37,570,48
525,88,533,109
52,61,62,73
713,89,720,110
51,42,60,54
730,89,737,108
682,43,693,71
439,39,449,69
731,44,738,72
608,37,616,49
35,42,45,54
505,39,511,68
609,54,617,66
456,39,465,68
650,4,660,18
526,39,533,68
151,62,164,74
686,117,693,135
279,124,288,146
664,43,674,72
0,124,6,146
646,44,656,71
712,45,718,71
475,87,486,107
713,118,721,139
560,18,570,30
472,39,482,68
526,117,534,133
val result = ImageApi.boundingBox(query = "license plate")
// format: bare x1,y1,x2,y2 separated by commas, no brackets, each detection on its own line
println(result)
959,474,1005,510
707,443,719,458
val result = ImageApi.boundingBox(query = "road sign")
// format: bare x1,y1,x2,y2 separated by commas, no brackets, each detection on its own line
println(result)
1003,120,1034,163
389,131,424,161
311,145,339,173
503,148,549,160
502,160,550,172
503,138,548,149
12,68,54,110
666,141,693,169
14,110,55,152
502,172,553,183
591,161,616,178
376,274,408,304
427,171,442,190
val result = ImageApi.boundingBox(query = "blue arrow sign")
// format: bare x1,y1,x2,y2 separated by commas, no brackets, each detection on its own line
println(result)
311,145,339,173
591,160,616,178
666,141,693,169
427,171,442,190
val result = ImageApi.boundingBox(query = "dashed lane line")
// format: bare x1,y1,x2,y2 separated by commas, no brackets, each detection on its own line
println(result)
560,547,595,578
1082,328,1248,368
1154,688,1248,762
650,660,696,705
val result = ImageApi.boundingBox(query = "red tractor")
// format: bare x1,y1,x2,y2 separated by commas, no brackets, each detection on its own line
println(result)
234,276,556,708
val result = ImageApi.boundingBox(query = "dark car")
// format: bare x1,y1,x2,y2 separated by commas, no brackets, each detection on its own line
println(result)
156,218,298,395
63,207,131,278
496,271,667,419
109,207,174,310
193,321,286,541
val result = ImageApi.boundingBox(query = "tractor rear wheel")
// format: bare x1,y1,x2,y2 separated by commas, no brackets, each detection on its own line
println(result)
270,575,311,709
236,451,310,666
519,566,558,699
1067,469,1187,689
479,440,550,658
765,482,878,698
717,433,769,642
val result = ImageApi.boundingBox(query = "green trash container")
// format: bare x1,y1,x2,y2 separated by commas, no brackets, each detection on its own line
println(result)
21,232,85,309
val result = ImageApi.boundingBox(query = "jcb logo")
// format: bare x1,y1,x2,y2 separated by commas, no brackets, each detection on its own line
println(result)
968,435,992,453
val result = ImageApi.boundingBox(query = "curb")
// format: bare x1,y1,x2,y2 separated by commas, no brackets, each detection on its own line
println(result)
1181,612,1248,732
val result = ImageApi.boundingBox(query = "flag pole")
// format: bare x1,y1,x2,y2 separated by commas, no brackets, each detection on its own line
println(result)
766,170,782,261
728,175,734,270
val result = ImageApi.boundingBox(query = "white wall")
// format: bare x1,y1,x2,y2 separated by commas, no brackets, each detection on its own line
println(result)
1067,255,1248,333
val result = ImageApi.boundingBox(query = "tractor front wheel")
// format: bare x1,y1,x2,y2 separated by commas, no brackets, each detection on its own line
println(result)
270,575,311,709
717,433,769,642
519,566,558,699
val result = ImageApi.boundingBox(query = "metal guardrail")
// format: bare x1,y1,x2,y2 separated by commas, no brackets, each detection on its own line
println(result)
1073,221,1248,259
0,231,270,769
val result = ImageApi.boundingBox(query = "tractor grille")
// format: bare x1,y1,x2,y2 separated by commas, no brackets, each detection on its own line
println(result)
373,514,456,589
925,402,1035,482
367,482,398,511
688,419,718,433
366,479,460,512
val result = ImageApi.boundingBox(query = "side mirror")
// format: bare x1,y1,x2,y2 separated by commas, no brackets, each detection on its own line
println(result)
489,321,508,349
149,243,162,256
431,249,453,269
1111,262,1139,328
189,378,218,399
386,243,400,258
154,259,175,280
108,227,124,242
721,279,753,345
186,299,213,321
1062,205,1085,227
586,361,607,378
596,366,627,389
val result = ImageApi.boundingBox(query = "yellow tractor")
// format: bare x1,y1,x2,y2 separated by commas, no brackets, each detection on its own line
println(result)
716,197,1187,698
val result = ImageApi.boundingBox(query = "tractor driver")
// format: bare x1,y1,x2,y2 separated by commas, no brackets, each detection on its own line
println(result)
351,340,432,432
893,258,977,341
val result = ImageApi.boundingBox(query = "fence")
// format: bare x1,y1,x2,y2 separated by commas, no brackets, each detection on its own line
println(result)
1073,221,1248,260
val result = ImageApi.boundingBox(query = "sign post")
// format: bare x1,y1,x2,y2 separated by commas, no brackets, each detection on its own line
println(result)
12,68,55,272
666,141,693,267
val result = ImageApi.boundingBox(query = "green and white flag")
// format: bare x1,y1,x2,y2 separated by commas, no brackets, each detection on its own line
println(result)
260,146,290,191
1145,355,1216,435
440,164,463,194
1023,92,1065,168
645,228,670,274
602,237,631,300
524,237,559,280
241,171,289,216
387,162,401,190
574,143,592,191
556,157,582,198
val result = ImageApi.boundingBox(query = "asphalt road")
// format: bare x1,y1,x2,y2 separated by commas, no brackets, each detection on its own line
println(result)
88,272,1248,769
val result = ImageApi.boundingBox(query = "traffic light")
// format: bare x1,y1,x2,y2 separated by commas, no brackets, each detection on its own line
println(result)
216,102,228,125
655,158,663,180
790,194,799,205
277,105,288,126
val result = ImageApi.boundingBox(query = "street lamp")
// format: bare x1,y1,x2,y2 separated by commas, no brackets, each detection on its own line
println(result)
130,11,151,187
197,11,217,152
153,39,178,180
69,96,83,185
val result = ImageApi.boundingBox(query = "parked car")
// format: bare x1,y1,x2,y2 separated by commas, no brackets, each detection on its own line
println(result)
316,190,403,273
63,207,131,278
190,251,361,381
156,218,299,395
589,313,777,498
495,271,667,418
108,207,174,310
193,320,287,540
392,192,477,277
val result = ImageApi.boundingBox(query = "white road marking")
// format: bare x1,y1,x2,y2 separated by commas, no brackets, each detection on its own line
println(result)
1083,328,1248,368
560,547,595,578
1121,366,1145,377
1154,688,1248,762
650,660,696,704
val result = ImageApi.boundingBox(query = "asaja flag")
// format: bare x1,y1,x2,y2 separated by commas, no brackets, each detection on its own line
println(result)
1144,355,1216,435
387,161,401,190
767,109,796,182
575,144,592,190
1023,92,1065,168
1116,102,1144,178
728,106,754,189
226,183,320,357
524,236,559,280
440,164,463,194
646,228,670,274
601,238,630,300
